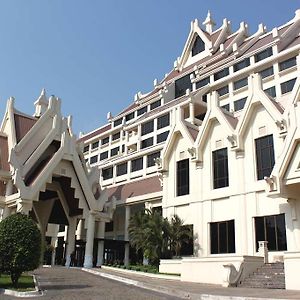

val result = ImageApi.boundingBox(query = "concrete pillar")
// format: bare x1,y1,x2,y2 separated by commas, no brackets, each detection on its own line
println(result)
96,221,105,267
258,241,269,263
83,212,96,268
2,206,11,220
65,217,77,267
124,205,131,266
189,102,195,124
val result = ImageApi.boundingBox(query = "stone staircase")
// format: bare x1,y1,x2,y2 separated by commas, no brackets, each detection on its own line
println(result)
238,263,285,289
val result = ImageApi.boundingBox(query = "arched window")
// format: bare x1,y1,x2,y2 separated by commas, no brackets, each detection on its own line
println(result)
192,35,205,56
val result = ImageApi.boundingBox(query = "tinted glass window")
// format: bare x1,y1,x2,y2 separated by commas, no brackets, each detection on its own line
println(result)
217,85,229,97
281,78,296,94
202,94,208,103
150,100,161,110
110,146,119,157
157,131,169,143
192,35,205,56
175,73,192,98
131,157,143,172
264,86,276,98
157,113,170,129
177,159,189,196
102,167,113,180
233,57,250,72
112,132,120,141
116,162,127,176
137,106,147,116
147,151,160,167
196,77,210,89
113,118,123,127
279,57,296,71
125,112,135,122
83,145,89,153
233,77,248,90
214,68,229,81
100,151,108,161
101,137,109,145
141,120,154,135
221,104,230,111
91,141,99,149
213,148,229,189
254,47,273,62
90,155,98,164
259,66,274,79
141,137,153,149
234,97,247,111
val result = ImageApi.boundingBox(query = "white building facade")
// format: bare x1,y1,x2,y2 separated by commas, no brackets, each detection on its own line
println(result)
80,10,300,289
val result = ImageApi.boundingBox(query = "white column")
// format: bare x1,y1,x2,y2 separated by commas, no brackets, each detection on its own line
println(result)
2,180,13,220
65,217,77,267
17,199,32,215
189,102,195,124
124,205,131,266
2,206,11,220
83,212,96,268
96,221,105,267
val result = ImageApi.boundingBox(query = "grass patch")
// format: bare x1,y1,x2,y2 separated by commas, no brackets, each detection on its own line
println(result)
0,274,35,291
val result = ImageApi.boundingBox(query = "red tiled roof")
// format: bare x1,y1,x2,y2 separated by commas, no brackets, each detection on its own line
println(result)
14,112,37,143
0,136,10,171
78,124,111,143
106,176,162,201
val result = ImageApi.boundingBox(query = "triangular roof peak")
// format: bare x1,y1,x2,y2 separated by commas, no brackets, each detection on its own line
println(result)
203,10,216,34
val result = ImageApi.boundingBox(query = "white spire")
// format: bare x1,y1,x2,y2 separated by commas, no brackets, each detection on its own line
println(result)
34,88,48,117
203,10,216,34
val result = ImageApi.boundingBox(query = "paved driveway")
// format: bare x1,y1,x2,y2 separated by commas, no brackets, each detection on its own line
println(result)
2,267,179,300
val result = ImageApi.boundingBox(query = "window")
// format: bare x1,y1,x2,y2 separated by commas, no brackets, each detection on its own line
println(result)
233,77,248,90
100,151,108,161
113,118,123,127
195,113,206,121
112,132,120,141
150,100,161,110
116,162,127,176
102,167,113,180
213,148,229,189
157,113,170,129
214,68,229,81
255,214,287,251
131,157,143,172
254,47,273,62
234,97,247,111
196,76,210,89
141,120,154,135
221,104,230,111
147,151,160,167
192,35,205,56
264,86,276,98
217,85,229,97
202,94,208,103
233,57,250,72
279,56,296,71
141,137,153,149
110,146,119,157
90,155,98,164
259,66,274,79
83,145,89,153
255,135,275,180
157,131,169,143
91,141,99,150
105,221,113,232
210,220,235,254
281,78,296,94
177,159,189,196
101,137,109,145
125,112,135,122
175,73,193,98
137,106,147,116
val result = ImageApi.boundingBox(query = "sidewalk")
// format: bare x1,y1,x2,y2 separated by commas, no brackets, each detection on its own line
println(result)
82,266,300,300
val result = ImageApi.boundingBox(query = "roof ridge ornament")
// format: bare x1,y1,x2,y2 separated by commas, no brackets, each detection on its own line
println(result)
34,88,48,118
203,10,216,34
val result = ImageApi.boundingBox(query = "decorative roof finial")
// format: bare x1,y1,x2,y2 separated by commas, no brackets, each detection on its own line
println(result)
34,88,48,117
203,10,216,34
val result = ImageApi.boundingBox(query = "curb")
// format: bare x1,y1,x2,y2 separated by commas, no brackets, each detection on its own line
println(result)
81,268,294,300
0,274,44,298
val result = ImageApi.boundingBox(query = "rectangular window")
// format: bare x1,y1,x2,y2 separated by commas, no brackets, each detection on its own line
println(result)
83,145,89,153
105,221,113,232
116,162,127,176
254,214,287,251
131,157,143,172
259,66,274,79
202,94,208,103
175,73,193,98
102,167,113,180
221,104,230,111
233,57,250,72
101,137,109,145
113,118,123,127
90,155,98,164
150,99,161,110
214,68,229,81
125,112,135,122
157,113,170,129
141,120,154,135
279,56,297,71
137,106,147,116
157,131,169,143
254,47,273,62
234,97,247,111
213,148,229,189
91,141,99,150
196,76,210,89
100,151,108,161
233,77,248,90
217,85,229,97
112,132,120,141
147,151,160,167
281,78,296,94
141,137,153,149
264,86,276,98
110,146,119,157
177,159,189,196
255,135,275,180
210,220,235,254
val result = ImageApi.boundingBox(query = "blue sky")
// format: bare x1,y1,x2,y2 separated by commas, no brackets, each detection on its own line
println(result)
0,1,298,135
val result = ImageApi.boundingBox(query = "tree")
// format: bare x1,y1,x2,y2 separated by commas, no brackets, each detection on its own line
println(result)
0,213,42,287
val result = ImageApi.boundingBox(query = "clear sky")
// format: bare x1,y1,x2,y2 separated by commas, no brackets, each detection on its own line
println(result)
0,1,298,135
